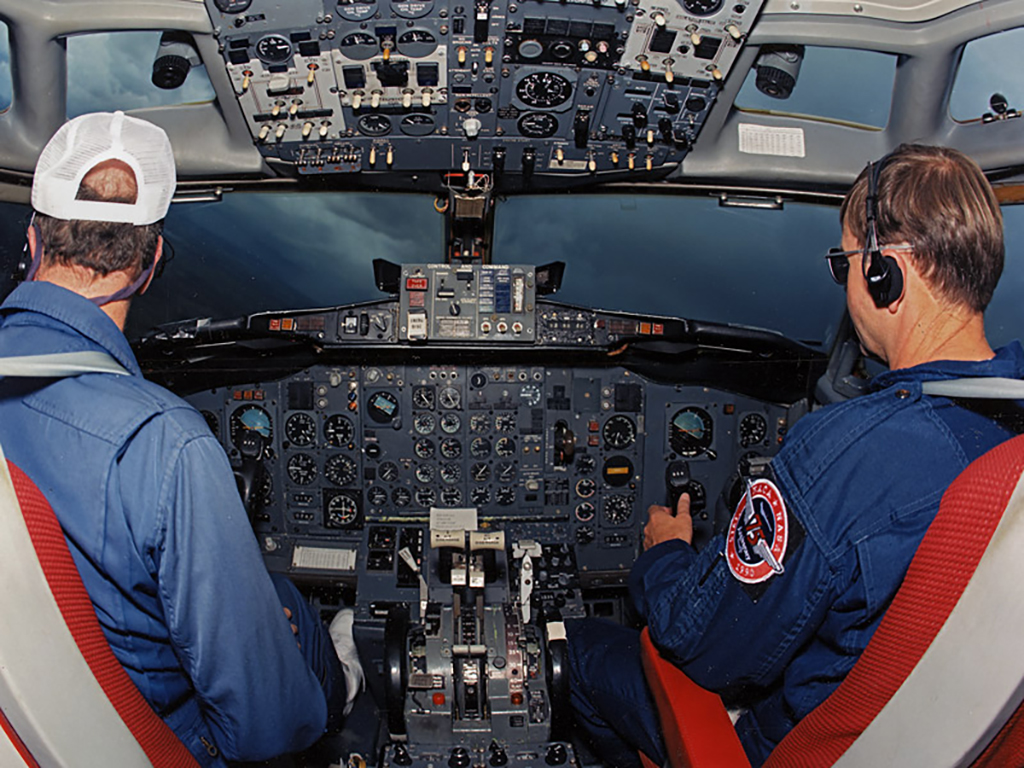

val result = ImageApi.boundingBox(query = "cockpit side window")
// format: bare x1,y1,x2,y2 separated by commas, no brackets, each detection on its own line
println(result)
0,21,11,113
734,46,896,129
949,27,1024,122
65,31,215,118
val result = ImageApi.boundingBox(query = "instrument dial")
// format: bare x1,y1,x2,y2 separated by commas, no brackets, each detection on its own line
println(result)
392,487,412,507
575,502,596,522
439,386,461,409
255,34,292,64
357,114,392,137
414,438,435,459
519,383,542,407
367,486,389,507
439,413,461,434
415,487,436,507
413,412,436,435
230,405,272,449
214,0,253,12
325,492,359,528
516,71,573,109
495,437,516,457
471,462,491,482
739,413,768,447
379,461,400,482
496,486,517,506
496,461,517,483
576,478,596,498
471,437,491,458
286,453,318,485
325,454,358,486
471,414,491,433
441,487,462,506
471,487,490,505
367,391,400,424
324,414,355,447
602,455,634,487
415,464,435,483
440,438,462,459
517,112,559,139
603,415,636,450
683,0,724,15
576,454,596,474
440,463,462,484
670,407,714,457
337,0,377,23
412,386,435,410
604,494,633,524
285,413,316,447
495,413,516,433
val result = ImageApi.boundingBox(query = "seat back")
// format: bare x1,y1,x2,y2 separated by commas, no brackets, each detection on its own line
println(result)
0,454,199,768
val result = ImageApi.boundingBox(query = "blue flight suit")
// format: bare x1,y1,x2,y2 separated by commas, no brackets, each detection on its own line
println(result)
569,343,1024,767
0,282,345,766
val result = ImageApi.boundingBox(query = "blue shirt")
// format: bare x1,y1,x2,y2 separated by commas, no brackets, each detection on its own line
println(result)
0,282,328,766
630,342,1024,765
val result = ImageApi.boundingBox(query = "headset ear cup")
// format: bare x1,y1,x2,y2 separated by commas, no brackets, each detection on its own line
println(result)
881,255,903,305
867,253,903,307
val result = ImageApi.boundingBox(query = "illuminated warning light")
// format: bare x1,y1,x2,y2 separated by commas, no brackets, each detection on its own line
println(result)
432,692,446,706
640,322,651,334
269,319,281,331
653,323,664,335
406,277,429,291
607,466,630,475
510,692,524,706
281,318,295,331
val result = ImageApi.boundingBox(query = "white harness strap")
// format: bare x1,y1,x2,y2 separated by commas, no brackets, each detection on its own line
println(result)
922,377,1024,399
0,351,128,378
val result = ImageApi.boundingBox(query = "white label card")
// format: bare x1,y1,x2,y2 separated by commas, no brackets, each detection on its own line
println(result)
738,123,806,158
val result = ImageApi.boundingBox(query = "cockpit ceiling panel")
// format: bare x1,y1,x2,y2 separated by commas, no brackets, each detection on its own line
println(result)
763,0,980,23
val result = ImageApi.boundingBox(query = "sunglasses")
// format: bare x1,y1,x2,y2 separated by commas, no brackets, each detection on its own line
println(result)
825,244,913,286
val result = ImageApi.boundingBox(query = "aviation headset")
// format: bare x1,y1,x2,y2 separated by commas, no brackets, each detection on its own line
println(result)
862,151,905,308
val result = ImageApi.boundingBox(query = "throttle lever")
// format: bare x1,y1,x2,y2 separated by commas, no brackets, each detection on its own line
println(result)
666,460,690,511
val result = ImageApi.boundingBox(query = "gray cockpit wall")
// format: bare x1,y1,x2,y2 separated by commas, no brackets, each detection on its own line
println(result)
0,0,1019,202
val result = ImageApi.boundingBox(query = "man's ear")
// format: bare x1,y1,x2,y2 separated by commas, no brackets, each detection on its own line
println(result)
139,236,163,296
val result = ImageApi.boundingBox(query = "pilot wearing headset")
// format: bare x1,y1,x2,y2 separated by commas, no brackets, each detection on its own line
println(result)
0,112,361,766
567,144,1024,767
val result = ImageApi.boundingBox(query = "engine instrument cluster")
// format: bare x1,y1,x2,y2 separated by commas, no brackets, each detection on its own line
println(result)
202,0,767,179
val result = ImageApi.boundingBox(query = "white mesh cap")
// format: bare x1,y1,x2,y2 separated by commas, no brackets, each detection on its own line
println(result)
31,111,176,226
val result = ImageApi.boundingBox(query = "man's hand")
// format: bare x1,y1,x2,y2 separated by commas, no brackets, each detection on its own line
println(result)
643,493,693,550
283,606,300,648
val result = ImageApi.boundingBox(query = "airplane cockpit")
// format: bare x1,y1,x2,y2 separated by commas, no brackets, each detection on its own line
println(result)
0,0,1023,766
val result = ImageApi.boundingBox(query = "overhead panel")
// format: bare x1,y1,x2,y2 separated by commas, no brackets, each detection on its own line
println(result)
204,0,766,180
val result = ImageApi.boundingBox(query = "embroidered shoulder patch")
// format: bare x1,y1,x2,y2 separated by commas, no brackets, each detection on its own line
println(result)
725,478,795,586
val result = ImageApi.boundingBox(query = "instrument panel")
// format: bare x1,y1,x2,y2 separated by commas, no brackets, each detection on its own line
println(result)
202,0,768,180
188,360,792,595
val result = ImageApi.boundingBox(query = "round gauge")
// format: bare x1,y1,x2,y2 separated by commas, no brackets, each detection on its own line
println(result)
441,487,463,506
415,464,435,483
358,114,393,137
603,415,637,450
367,486,389,507
496,461,517,483
470,372,488,389
515,71,573,109
285,413,316,447
471,462,491,482
214,0,252,12
682,0,724,15
517,40,544,59
495,437,516,457
495,413,516,433
439,413,461,434
379,461,400,482
367,391,400,424
550,40,574,60
496,486,517,506
413,412,436,435
576,454,596,474
517,112,559,139
392,0,434,19
438,386,461,410
471,486,491,505
471,437,491,458
392,486,412,507
471,414,491,434
230,405,272,449
337,0,377,22
324,414,354,447
576,478,596,498
325,492,359,528
670,407,714,457
440,438,462,459
397,29,438,56
400,114,436,137
201,410,220,437
414,438,435,459
519,383,542,407
255,34,292,64
440,463,461,484
324,454,358,486
415,486,436,507
340,32,379,61
413,386,435,410
739,413,768,447
287,453,318,485
575,501,596,522
604,495,633,524
686,481,707,512
602,455,634,487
